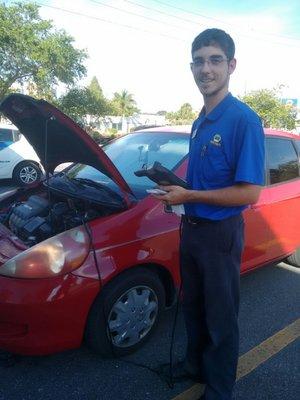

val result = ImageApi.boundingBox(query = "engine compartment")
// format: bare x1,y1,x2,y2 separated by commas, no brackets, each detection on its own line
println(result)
1,191,118,246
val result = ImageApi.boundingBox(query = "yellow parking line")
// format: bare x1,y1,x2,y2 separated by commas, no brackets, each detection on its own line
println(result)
171,318,300,400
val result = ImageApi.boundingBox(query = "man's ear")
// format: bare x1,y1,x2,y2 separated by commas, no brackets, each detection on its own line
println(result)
228,58,236,75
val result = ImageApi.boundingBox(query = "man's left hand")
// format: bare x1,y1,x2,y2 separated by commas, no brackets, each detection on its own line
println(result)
152,185,189,205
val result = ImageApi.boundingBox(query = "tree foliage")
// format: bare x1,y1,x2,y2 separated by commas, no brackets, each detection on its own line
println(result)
88,76,104,101
166,103,197,125
156,110,167,116
58,77,112,125
241,88,296,130
0,2,87,99
111,90,139,116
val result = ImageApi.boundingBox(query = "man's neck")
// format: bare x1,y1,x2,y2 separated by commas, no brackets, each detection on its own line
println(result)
203,89,229,115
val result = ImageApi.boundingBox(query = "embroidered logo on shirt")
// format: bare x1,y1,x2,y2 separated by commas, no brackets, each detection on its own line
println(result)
210,134,222,146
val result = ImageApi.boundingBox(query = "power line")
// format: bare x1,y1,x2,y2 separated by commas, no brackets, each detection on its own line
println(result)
120,0,203,26
36,2,188,42
151,0,232,25
150,0,300,43
90,0,195,32
92,0,300,47
36,1,300,48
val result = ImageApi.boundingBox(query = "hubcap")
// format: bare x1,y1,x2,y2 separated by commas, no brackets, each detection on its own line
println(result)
19,165,38,184
107,286,158,348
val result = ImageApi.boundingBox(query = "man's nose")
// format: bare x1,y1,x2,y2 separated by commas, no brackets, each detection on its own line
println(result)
201,60,212,72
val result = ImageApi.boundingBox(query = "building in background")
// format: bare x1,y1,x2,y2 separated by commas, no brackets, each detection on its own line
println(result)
89,113,167,134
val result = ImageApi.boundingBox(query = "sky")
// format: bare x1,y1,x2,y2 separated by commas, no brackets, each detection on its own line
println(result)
7,0,300,112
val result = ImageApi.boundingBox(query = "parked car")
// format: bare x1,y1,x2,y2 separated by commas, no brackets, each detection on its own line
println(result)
0,122,42,186
0,94,299,356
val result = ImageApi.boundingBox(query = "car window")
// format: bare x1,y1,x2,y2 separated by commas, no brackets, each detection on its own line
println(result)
266,137,299,184
295,140,300,155
0,128,20,143
0,128,13,142
66,131,190,198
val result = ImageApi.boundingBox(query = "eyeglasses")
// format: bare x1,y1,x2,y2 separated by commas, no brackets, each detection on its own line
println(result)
190,56,228,68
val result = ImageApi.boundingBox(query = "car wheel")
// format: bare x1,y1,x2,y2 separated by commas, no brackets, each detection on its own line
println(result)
85,268,165,356
13,161,41,186
286,247,300,267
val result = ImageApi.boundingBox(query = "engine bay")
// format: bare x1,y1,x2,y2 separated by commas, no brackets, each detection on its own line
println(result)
0,190,119,247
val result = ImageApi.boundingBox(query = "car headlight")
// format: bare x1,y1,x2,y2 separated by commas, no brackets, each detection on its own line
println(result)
0,226,90,279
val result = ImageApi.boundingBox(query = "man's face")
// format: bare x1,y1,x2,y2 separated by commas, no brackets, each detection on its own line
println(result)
190,45,236,98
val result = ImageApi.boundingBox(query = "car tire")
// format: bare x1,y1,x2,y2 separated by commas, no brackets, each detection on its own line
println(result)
286,247,300,267
85,268,165,356
13,161,41,186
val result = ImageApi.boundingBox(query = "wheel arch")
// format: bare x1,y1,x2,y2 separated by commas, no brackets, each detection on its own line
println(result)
100,263,177,309
84,262,172,355
12,159,42,174
141,263,177,307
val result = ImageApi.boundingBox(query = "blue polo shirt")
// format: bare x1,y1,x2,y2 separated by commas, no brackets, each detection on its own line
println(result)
184,93,265,220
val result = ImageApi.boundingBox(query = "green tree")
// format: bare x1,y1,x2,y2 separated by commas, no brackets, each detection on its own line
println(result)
241,88,296,130
86,76,112,115
111,90,139,117
58,87,93,124
58,77,113,133
58,85,110,124
0,2,87,99
88,76,104,101
166,103,197,125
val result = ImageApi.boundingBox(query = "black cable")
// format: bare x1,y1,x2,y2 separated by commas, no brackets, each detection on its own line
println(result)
162,216,184,388
45,117,54,230
168,278,183,388
81,217,182,389
82,218,102,291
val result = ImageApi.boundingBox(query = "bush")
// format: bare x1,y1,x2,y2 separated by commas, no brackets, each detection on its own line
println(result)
88,128,120,145
89,129,104,144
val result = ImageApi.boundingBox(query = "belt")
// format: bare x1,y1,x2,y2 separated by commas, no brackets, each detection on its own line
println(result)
182,213,242,225
182,215,216,225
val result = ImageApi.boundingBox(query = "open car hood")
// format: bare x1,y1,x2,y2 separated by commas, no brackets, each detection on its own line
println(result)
0,93,134,205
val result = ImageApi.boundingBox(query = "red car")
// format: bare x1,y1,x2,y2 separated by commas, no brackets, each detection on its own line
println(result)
0,94,299,356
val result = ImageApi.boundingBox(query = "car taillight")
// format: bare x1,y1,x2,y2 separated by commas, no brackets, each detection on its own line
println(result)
0,226,90,278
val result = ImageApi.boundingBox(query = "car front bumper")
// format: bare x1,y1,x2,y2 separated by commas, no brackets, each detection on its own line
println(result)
0,273,99,355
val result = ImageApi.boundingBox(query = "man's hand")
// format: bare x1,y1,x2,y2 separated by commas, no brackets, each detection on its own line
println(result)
152,185,189,205
151,183,262,207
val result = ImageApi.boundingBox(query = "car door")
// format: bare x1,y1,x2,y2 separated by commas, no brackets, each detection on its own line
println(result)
0,128,17,179
260,136,300,261
241,135,300,272
241,187,275,272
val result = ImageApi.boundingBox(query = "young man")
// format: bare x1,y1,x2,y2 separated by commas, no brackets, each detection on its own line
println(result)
154,29,265,399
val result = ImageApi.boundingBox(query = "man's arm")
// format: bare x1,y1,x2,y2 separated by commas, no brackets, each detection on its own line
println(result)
154,183,262,206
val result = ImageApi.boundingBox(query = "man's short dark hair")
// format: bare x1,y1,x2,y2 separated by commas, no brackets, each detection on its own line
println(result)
192,28,235,60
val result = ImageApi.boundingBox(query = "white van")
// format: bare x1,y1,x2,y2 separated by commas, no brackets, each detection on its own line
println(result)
0,123,42,185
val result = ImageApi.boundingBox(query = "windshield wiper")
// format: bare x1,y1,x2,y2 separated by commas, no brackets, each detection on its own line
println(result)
57,172,85,188
73,177,104,190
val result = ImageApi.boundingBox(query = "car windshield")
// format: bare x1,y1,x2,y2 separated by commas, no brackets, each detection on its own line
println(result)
65,131,190,198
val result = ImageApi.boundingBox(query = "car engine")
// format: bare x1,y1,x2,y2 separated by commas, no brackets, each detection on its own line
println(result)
4,193,108,246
